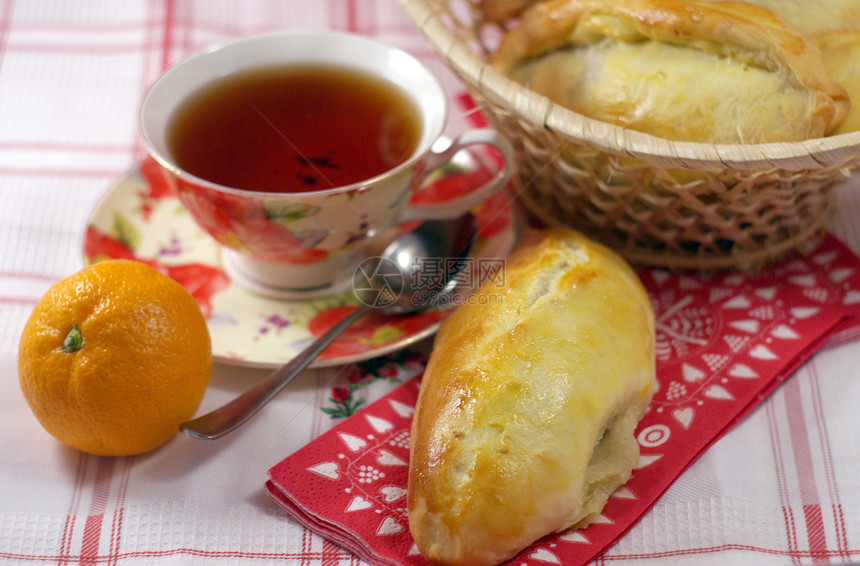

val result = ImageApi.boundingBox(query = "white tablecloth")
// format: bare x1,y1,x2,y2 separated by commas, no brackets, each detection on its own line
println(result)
1,2,859,564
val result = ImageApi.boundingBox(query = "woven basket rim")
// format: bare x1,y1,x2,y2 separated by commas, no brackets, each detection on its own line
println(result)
401,0,860,171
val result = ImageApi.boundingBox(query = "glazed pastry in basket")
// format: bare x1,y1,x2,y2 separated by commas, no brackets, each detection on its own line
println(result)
407,229,656,566
480,0,539,21
491,0,850,143
703,0,860,36
812,30,860,135
482,0,860,32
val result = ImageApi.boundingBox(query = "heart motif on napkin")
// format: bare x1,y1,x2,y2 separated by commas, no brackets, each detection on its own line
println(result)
380,486,407,502
671,407,694,429
306,462,339,480
346,496,374,512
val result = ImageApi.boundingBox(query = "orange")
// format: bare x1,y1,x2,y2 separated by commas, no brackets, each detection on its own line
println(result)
17,259,212,456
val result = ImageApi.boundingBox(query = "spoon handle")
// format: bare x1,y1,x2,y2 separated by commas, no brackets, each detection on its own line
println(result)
179,304,372,440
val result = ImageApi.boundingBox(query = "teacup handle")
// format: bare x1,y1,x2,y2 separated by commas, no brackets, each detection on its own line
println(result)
398,128,516,222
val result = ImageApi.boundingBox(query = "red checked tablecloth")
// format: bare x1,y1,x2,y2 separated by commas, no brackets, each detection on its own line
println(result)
2,2,860,565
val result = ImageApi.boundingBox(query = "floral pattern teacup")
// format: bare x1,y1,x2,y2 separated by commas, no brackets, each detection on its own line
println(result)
140,31,514,297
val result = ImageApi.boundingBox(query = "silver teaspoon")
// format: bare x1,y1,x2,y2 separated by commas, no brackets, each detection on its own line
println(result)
179,216,475,440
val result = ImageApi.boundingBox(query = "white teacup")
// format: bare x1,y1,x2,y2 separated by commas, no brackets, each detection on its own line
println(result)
140,30,515,298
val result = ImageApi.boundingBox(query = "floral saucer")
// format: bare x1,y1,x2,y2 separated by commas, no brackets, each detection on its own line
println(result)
84,155,519,368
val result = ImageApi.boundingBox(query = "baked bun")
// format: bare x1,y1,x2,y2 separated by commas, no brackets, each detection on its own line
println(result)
479,0,540,21
812,29,860,135
482,0,860,32
704,0,860,37
491,0,850,143
407,229,656,566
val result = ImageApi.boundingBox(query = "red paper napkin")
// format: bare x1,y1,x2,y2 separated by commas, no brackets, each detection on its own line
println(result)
267,233,860,566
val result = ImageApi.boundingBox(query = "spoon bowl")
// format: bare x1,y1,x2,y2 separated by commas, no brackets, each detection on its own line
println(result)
352,216,474,312
179,215,475,440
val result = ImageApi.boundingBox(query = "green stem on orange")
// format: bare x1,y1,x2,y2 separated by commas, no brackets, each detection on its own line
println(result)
62,324,84,353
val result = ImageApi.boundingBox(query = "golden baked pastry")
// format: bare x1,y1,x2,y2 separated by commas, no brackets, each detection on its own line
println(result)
480,0,540,21
491,0,850,143
703,0,860,36
407,229,656,566
812,29,860,134
484,0,860,32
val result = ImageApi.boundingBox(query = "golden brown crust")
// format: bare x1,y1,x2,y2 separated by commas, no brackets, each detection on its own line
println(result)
705,0,860,37
483,0,860,32
812,29,860,135
480,0,539,22
490,0,850,142
407,229,655,566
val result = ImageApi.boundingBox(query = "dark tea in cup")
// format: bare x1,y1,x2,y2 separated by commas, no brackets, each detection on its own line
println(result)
140,31,514,296
166,63,422,194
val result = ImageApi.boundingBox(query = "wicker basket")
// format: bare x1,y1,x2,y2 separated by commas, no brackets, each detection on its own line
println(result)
397,0,860,271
